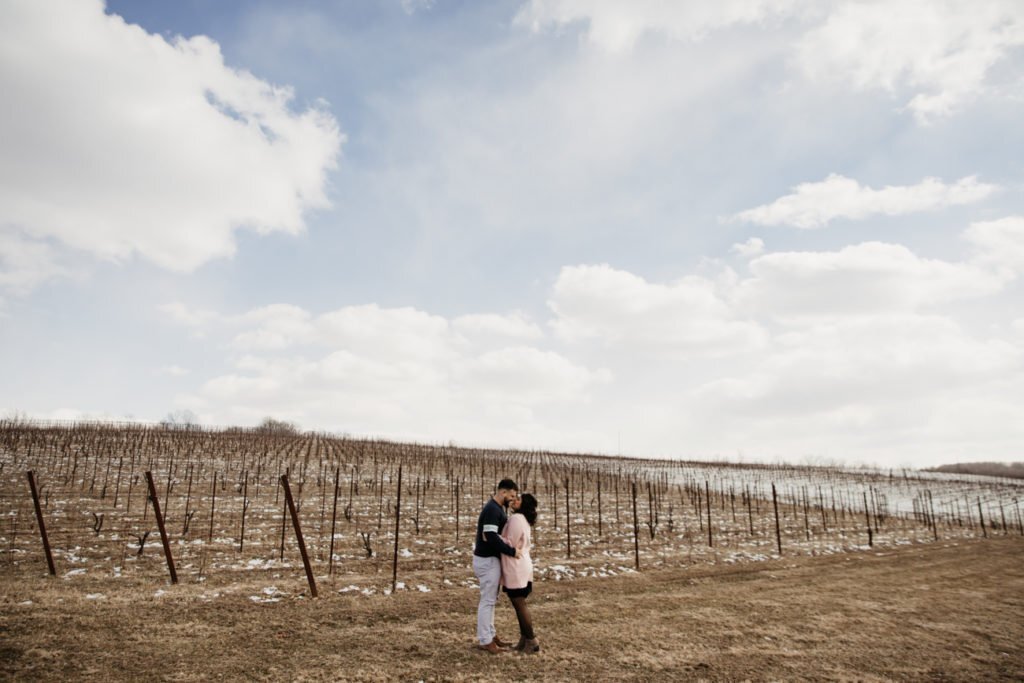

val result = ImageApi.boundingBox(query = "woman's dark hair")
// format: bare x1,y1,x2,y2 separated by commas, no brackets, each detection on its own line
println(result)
518,493,538,526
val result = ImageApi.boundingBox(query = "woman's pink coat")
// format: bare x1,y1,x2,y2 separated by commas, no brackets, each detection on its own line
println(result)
500,513,532,589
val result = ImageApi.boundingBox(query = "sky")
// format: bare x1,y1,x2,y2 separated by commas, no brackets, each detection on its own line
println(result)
1,0,1023,468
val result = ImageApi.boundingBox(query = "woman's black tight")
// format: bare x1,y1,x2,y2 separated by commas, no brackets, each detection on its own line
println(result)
509,596,535,640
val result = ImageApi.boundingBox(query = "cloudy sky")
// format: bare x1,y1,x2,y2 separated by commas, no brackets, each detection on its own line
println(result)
2,0,1023,467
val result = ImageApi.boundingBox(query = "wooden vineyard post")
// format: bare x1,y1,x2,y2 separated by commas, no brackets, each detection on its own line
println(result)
144,471,178,585
26,471,56,576
455,478,460,544
208,471,217,545
281,474,318,598
279,479,288,561
977,498,987,538
1016,499,1023,536
553,476,559,530
706,480,713,548
328,467,340,576
928,490,939,541
802,488,811,541
863,491,873,548
238,471,249,552
392,464,403,594
771,483,782,556
565,477,571,559
113,456,124,508
181,464,194,535
746,486,754,536
597,475,603,537
631,481,640,571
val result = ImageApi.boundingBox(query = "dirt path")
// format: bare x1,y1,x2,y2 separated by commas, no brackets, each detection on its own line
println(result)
2,536,1022,681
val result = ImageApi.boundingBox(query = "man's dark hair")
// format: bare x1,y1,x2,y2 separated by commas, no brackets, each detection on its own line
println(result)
497,478,518,492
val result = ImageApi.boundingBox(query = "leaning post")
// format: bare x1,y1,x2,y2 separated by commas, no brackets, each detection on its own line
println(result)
281,474,318,597
145,471,178,585
26,471,56,576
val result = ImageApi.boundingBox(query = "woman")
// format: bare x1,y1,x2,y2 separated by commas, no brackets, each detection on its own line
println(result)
501,492,539,653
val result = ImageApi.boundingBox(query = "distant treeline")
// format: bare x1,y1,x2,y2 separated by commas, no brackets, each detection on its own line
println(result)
927,462,1024,480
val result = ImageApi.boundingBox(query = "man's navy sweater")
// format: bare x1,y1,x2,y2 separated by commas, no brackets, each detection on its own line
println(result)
473,498,516,558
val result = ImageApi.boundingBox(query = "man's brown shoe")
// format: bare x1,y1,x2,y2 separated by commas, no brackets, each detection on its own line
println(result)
493,636,515,649
479,641,503,654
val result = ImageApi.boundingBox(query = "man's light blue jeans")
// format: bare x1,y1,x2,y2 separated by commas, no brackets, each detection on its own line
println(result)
473,555,501,645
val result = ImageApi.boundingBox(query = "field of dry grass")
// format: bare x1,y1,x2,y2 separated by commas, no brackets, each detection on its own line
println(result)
2,424,1023,680
2,536,1022,681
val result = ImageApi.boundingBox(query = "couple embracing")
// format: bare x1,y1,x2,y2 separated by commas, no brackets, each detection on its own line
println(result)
472,479,540,654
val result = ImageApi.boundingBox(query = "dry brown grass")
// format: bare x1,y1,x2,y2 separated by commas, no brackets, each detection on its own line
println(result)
2,536,1022,681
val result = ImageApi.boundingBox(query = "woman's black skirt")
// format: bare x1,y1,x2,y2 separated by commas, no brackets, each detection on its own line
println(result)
503,581,533,599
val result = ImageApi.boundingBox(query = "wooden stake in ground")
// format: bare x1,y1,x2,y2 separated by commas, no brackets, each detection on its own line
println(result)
144,471,178,585
771,482,782,556
392,464,403,594
281,474,317,598
328,466,340,577
863,491,874,548
279,474,288,561
26,470,56,576
238,470,249,552
631,481,640,571
706,480,713,548
565,476,571,559
208,471,217,545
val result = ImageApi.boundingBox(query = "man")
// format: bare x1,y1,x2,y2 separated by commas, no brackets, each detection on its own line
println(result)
473,479,520,653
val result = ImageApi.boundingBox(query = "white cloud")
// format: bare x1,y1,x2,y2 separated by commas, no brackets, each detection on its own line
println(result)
159,302,219,328
0,231,74,294
458,346,609,404
965,216,1024,272
515,0,803,52
174,300,608,445
160,224,1024,464
157,365,190,377
452,312,544,342
0,0,341,284
691,314,1023,459
316,305,453,362
230,304,316,350
731,237,765,258
737,241,1009,319
733,175,998,229
519,1,1023,123
549,264,767,355
796,0,1024,123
